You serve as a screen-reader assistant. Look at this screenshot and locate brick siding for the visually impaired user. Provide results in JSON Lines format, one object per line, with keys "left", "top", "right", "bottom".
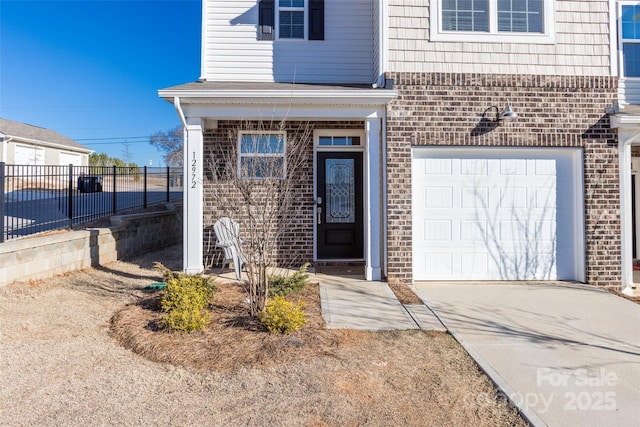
{"left": 202, "top": 120, "right": 364, "bottom": 268}
{"left": 386, "top": 72, "right": 620, "bottom": 287}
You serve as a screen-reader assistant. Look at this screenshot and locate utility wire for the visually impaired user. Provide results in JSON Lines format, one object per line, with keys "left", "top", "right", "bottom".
{"left": 75, "top": 136, "right": 151, "bottom": 141}
{"left": 82, "top": 141, "right": 151, "bottom": 145}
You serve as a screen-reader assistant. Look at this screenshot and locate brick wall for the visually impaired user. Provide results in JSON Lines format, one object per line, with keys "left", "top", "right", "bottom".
{"left": 386, "top": 72, "right": 620, "bottom": 287}
{"left": 202, "top": 120, "right": 364, "bottom": 268}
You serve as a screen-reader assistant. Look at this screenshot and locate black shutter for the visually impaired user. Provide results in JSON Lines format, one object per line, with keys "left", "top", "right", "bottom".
{"left": 308, "top": 0, "right": 324, "bottom": 40}
{"left": 258, "top": 0, "right": 275, "bottom": 41}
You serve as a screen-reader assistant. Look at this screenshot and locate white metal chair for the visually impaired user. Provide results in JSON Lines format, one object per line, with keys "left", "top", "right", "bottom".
{"left": 213, "top": 217, "right": 245, "bottom": 280}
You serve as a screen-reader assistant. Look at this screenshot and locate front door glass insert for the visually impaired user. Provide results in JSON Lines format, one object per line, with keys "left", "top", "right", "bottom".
{"left": 325, "top": 159, "right": 355, "bottom": 224}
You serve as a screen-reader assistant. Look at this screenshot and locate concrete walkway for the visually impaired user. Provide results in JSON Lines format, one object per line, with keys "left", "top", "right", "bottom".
{"left": 414, "top": 282, "right": 640, "bottom": 427}
{"left": 317, "top": 274, "right": 445, "bottom": 331}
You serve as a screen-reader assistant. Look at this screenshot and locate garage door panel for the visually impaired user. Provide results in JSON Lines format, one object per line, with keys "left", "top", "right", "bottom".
{"left": 424, "top": 187, "right": 454, "bottom": 208}
{"left": 461, "top": 187, "right": 488, "bottom": 208}
{"left": 460, "top": 253, "right": 489, "bottom": 275}
{"left": 460, "top": 220, "right": 487, "bottom": 241}
{"left": 499, "top": 188, "right": 528, "bottom": 208}
{"left": 419, "top": 158, "right": 452, "bottom": 174}
{"left": 423, "top": 220, "right": 452, "bottom": 240}
{"left": 460, "top": 158, "right": 488, "bottom": 175}
{"left": 500, "top": 159, "right": 527, "bottom": 175}
{"left": 424, "top": 253, "right": 453, "bottom": 275}
{"left": 412, "top": 148, "right": 584, "bottom": 282}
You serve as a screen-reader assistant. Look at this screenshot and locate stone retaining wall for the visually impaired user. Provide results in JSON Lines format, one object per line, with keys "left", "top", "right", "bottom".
{"left": 0, "top": 203, "right": 182, "bottom": 287}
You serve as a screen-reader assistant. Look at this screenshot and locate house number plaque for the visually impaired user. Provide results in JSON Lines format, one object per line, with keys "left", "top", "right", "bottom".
{"left": 191, "top": 151, "right": 197, "bottom": 189}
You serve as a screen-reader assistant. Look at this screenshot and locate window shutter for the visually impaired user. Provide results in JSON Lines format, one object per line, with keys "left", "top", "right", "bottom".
{"left": 258, "top": 0, "right": 275, "bottom": 41}
{"left": 308, "top": 0, "right": 324, "bottom": 40}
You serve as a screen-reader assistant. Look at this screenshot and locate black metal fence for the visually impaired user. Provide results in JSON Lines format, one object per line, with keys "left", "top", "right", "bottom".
{"left": 1, "top": 162, "right": 183, "bottom": 242}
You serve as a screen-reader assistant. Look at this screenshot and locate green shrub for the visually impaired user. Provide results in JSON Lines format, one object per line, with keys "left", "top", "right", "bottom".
{"left": 160, "top": 275, "right": 217, "bottom": 333}
{"left": 268, "top": 263, "right": 310, "bottom": 297}
{"left": 259, "top": 295, "right": 307, "bottom": 334}
{"left": 161, "top": 307, "right": 211, "bottom": 333}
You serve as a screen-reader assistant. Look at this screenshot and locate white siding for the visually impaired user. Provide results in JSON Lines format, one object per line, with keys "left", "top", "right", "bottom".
{"left": 388, "top": 0, "right": 611, "bottom": 76}
{"left": 372, "top": 0, "right": 381, "bottom": 83}
{"left": 202, "top": 0, "right": 376, "bottom": 84}
{"left": 620, "top": 79, "right": 640, "bottom": 105}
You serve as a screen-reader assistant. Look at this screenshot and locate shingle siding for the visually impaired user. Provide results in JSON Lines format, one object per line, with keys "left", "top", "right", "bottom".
{"left": 388, "top": 0, "right": 612, "bottom": 77}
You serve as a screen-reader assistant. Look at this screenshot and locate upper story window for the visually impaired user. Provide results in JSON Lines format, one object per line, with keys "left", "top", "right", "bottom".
{"left": 278, "top": 0, "right": 305, "bottom": 39}
{"left": 431, "top": 0, "right": 555, "bottom": 44}
{"left": 620, "top": 3, "right": 640, "bottom": 77}
{"left": 258, "top": 0, "right": 324, "bottom": 41}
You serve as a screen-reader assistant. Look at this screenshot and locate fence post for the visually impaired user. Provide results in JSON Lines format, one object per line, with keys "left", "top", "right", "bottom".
{"left": 0, "top": 162, "right": 5, "bottom": 243}
{"left": 166, "top": 166, "right": 170, "bottom": 202}
{"left": 112, "top": 165, "right": 117, "bottom": 214}
{"left": 68, "top": 164, "right": 74, "bottom": 229}
{"left": 143, "top": 166, "right": 148, "bottom": 209}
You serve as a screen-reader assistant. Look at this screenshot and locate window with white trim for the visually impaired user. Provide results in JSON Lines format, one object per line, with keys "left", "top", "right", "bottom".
{"left": 278, "top": 0, "right": 305, "bottom": 39}
{"left": 258, "top": 0, "right": 324, "bottom": 41}
{"left": 238, "top": 132, "right": 286, "bottom": 179}
{"left": 431, "top": 0, "right": 554, "bottom": 43}
{"left": 620, "top": 2, "right": 640, "bottom": 77}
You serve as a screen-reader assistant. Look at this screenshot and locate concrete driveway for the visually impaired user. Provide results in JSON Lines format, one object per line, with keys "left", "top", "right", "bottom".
{"left": 413, "top": 282, "right": 640, "bottom": 427}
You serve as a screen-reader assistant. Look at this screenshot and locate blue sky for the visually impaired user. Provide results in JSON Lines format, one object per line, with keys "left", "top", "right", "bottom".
{"left": 0, "top": 0, "right": 201, "bottom": 166}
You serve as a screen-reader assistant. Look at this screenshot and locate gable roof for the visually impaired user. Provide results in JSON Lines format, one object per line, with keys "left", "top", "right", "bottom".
{"left": 0, "top": 118, "right": 92, "bottom": 153}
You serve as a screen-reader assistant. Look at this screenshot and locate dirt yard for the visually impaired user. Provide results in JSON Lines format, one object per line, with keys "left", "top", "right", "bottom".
{"left": 0, "top": 244, "right": 527, "bottom": 426}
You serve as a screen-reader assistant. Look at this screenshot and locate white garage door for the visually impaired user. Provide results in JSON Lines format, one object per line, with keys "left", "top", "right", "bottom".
{"left": 59, "top": 151, "right": 82, "bottom": 166}
{"left": 15, "top": 144, "right": 44, "bottom": 165}
{"left": 412, "top": 148, "right": 585, "bottom": 281}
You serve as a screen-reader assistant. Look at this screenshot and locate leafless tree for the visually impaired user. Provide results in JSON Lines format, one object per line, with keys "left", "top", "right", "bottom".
{"left": 150, "top": 125, "right": 184, "bottom": 167}
{"left": 208, "top": 119, "right": 312, "bottom": 316}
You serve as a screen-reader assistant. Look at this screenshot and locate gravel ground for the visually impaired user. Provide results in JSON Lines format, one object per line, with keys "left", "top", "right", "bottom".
{"left": 0, "top": 244, "right": 527, "bottom": 427}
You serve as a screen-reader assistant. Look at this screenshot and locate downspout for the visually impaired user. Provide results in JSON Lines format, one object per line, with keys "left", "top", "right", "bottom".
{"left": 174, "top": 96, "right": 187, "bottom": 128}
{"left": 173, "top": 96, "right": 189, "bottom": 274}
{"left": 382, "top": 108, "right": 388, "bottom": 279}
{"left": 379, "top": 0, "right": 390, "bottom": 277}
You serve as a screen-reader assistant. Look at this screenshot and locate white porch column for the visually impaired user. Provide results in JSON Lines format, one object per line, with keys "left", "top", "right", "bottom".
{"left": 365, "top": 117, "right": 382, "bottom": 281}
{"left": 183, "top": 117, "right": 204, "bottom": 274}
{"left": 619, "top": 129, "right": 640, "bottom": 295}
{"left": 619, "top": 140, "right": 633, "bottom": 294}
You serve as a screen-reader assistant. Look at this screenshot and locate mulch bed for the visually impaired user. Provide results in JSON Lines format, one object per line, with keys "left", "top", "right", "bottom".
{"left": 110, "top": 282, "right": 346, "bottom": 372}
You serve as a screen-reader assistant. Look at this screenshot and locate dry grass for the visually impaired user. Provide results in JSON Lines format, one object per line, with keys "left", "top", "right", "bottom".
{"left": 1, "top": 243, "right": 528, "bottom": 426}
{"left": 110, "top": 274, "right": 528, "bottom": 426}
{"left": 389, "top": 281, "right": 425, "bottom": 305}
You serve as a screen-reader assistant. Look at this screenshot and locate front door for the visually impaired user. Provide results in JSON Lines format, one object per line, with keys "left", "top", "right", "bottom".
{"left": 316, "top": 152, "right": 363, "bottom": 259}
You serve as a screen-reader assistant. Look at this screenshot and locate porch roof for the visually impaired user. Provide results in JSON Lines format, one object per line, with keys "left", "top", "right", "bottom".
{"left": 158, "top": 80, "right": 397, "bottom": 106}
{"left": 610, "top": 104, "right": 640, "bottom": 128}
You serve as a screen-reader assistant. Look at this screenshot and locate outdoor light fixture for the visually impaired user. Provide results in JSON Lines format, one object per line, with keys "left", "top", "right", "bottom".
{"left": 484, "top": 103, "right": 518, "bottom": 123}
{"left": 501, "top": 103, "right": 518, "bottom": 120}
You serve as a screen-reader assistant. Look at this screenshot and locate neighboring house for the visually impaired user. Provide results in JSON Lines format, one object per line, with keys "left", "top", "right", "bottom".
{"left": 0, "top": 118, "right": 92, "bottom": 166}
{"left": 160, "top": 0, "right": 637, "bottom": 295}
